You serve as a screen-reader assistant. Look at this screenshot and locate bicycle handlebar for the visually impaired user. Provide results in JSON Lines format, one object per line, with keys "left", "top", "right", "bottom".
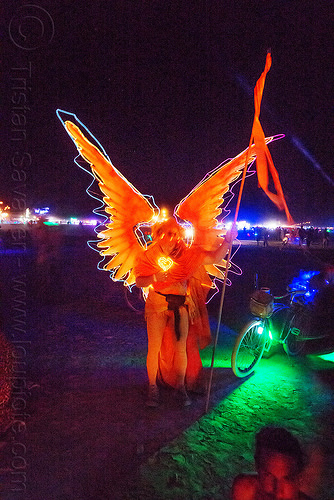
{"left": 290, "top": 289, "right": 306, "bottom": 296}
{"left": 273, "top": 289, "right": 306, "bottom": 301}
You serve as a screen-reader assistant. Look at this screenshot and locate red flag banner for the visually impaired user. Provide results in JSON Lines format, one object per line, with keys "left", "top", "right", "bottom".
{"left": 251, "top": 53, "right": 294, "bottom": 225}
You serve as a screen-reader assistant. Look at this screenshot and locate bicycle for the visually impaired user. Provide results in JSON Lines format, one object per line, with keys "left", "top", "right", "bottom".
{"left": 124, "top": 285, "right": 145, "bottom": 313}
{"left": 231, "top": 286, "right": 313, "bottom": 378}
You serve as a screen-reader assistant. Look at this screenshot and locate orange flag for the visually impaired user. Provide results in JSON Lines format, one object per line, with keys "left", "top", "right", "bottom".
{"left": 251, "top": 53, "right": 294, "bottom": 224}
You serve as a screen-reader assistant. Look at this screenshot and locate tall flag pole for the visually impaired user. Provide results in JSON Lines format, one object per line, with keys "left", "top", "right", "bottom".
{"left": 205, "top": 52, "right": 293, "bottom": 413}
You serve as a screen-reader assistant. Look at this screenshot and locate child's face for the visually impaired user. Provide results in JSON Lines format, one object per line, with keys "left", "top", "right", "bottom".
{"left": 257, "top": 450, "right": 300, "bottom": 500}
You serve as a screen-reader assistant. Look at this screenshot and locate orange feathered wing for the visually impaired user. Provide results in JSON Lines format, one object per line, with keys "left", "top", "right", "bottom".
{"left": 175, "top": 136, "right": 278, "bottom": 279}
{"left": 59, "top": 111, "right": 283, "bottom": 286}
{"left": 63, "top": 120, "right": 156, "bottom": 286}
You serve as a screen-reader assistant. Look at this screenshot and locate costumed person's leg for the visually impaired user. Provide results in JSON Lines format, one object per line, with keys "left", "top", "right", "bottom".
{"left": 185, "top": 330, "right": 206, "bottom": 393}
{"left": 173, "top": 306, "right": 191, "bottom": 406}
{"left": 145, "top": 311, "right": 168, "bottom": 406}
{"left": 185, "top": 272, "right": 211, "bottom": 393}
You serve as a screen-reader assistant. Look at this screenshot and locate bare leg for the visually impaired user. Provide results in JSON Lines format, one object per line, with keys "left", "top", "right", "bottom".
{"left": 146, "top": 311, "right": 168, "bottom": 386}
{"left": 173, "top": 307, "right": 191, "bottom": 406}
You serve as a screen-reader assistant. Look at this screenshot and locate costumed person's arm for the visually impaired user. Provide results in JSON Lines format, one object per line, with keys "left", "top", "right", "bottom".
{"left": 202, "top": 225, "right": 238, "bottom": 265}
{"left": 135, "top": 244, "right": 172, "bottom": 288}
{"left": 135, "top": 270, "right": 168, "bottom": 288}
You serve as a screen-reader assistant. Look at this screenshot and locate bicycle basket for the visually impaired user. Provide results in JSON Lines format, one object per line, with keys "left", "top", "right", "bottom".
{"left": 250, "top": 289, "right": 274, "bottom": 318}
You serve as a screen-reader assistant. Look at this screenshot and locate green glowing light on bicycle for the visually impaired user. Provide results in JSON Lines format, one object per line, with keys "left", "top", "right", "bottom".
{"left": 257, "top": 326, "right": 263, "bottom": 334}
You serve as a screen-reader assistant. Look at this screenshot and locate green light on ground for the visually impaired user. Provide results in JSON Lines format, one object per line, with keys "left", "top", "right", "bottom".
{"left": 200, "top": 345, "right": 231, "bottom": 369}
{"left": 140, "top": 349, "right": 326, "bottom": 500}
{"left": 243, "top": 356, "right": 298, "bottom": 383}
{"left": 307, "top": 352, "right": 334, "bottom": 370}
{"left": 316, "top": 352, "right": 334, "bottom": 363}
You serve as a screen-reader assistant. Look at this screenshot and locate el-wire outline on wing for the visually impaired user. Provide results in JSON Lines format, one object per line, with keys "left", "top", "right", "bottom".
{"left": 175, "top": 135, "right": 282, "bottom": 279}
{"left": 57, "top": 109, "right": 283, "bottom": 286}
{"left": 57, "top": 110, "right": 157, "bottom": 286}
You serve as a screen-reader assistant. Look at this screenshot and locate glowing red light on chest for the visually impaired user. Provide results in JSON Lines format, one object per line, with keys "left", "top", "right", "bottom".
{"left": 158, "top": 257, "right": 173, "bottom": 271}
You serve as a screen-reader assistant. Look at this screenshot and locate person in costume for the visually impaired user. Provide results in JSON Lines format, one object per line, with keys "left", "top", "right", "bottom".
{"left": 135, "top": 217, "right": 237, "bottom": 406}
{"left": 56, "top": 111, "right": 267, "bottom": 403}
{"left": 57, "top": 51, "right": 293, "bottom": 410}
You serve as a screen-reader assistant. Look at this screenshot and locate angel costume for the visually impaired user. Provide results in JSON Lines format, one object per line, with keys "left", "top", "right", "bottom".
{"left": 57, "top": 52, "right": 294, "bottom": 407}
{"left": 57, "top": 95, "right": 286, "bottom": 405}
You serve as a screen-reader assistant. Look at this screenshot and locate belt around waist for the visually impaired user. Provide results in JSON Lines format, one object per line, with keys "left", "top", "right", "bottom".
{"left": 155, "top": 292, "right": 186, "bottom": 340}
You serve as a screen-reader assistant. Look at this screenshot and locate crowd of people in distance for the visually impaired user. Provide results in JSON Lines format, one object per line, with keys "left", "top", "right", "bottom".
{"left": 241, "top": 225, "right": 332, "bottom": 248}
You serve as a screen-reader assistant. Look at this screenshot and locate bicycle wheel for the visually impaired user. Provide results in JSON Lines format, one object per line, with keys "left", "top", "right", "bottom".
{"left": 124, "top": 286, "right": 145, "bottom": 313}
{"left": 283, "top": 311, "right": 309, "bottom": 356}
{"left": 231, "top": 319, "right": 267, "bottom": 377}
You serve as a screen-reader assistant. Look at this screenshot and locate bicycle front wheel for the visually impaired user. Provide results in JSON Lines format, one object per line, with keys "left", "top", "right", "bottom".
{"left": 283, "top": 311, "right": 309, "bottom": 356}
{"left": 231, "top": 320, "right": 267, "bottom": 377}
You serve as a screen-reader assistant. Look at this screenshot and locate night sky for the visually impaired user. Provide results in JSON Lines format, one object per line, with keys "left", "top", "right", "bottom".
{"left": 2, "top": 1, "right": 333, "bottom": 225}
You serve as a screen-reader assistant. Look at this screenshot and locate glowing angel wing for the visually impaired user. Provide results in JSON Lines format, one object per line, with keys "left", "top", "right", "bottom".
{"left": 175, "top": 136, "right": 281, "bottom": 279}
{"left": 57, "top": 111, "right": 156, "bottom": 286}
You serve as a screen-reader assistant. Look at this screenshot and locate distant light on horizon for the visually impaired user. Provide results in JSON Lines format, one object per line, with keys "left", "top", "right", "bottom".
{"left": 225, "top": 220, "right": 251, "bottom": 230}
{"left": 237, "top": 220, "right": 251, "bottom": 230}
{"left": 34, "top": 207, "right": 50, "bottom": 215}
{"left": 263, "top": 220, "right": 282, "bottom": 230}
{"left": 1, "top": 205, "right": 332, "bottom": 230}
